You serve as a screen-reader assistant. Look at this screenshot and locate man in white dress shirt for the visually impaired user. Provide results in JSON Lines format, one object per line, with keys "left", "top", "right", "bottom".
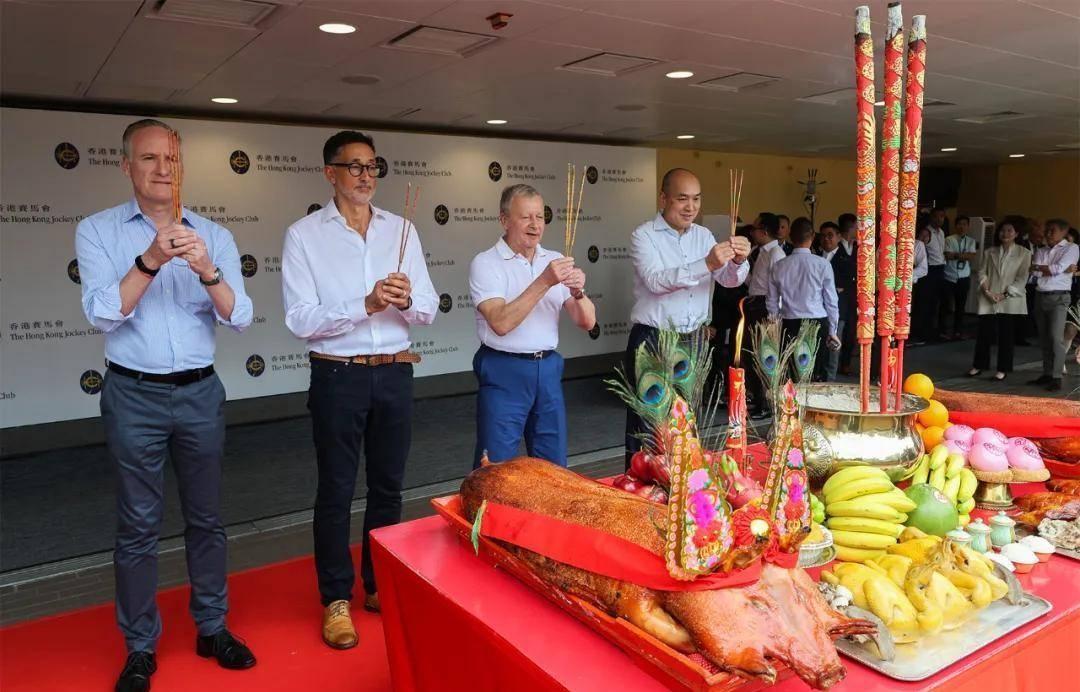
{"left": 925, "top": 207, "right": 949, "bottom": 340}
{"left": 1027, "top": 218, "right": 1078, "bottom": 392}
{"left": 624, "top": 169, "right": 750, "bottom": 466}
{"left": 742, "top": 212, "right": 787, "bottom": 415}
{"left": 282, "top": 130, "right": 438, "bottom": 647}
{"left": 469, "top": 184, "right": 596, "bottom": 469}
{"left": 767, "top": 217, "right": 841, "bottom": 382}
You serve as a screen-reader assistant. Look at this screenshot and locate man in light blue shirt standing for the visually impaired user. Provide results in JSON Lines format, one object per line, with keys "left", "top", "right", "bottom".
{"left": 767, "top": 217, "right": 841, "bottom": 381}
{"left": 75, "top": 119, "right": 255, "bottom": 692}
{"left": 943, "top": 215, "right": 977, "bottom": 340}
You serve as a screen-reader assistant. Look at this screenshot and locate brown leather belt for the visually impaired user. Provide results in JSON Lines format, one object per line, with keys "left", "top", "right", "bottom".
{"left": 310, "top": 350, "right": 421, "bottom": 366}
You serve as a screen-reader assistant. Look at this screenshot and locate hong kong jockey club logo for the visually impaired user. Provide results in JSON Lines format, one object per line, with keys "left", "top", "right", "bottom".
{"left": 375, "top": 156, "right": 389, "bottom": 178}
{"left": 434, "top": 204, "right": 449, "bottom": 226}
{"left": 67, "top": 259, "right": 81, "bottom": 284}
{"left": 245, "top": 354, "right": 265, "bottom": 377}
{"left": 544, "top": 205, "right": 553, "bottom": 224}
{"left": 585, "top": 165, "right": 598, "bottom": 184}
{"left": 588, "top": 323, "right": 601, "bottom": 340}
{"left": 587, "top": 245, "right": 599, "bottom": 263}
{"left": 55, "top": 142, "right": 80, "bottom": 169}
{"left": 240, "top": 254, "right": 258, "bottom": 278}
{"left": 488, "top": 161, "right": 502, "bottom": 182}
{"left": 307, "top": 203, "right": 323, "bottom": 215}
{"left": 438, "top": 293, "right": 453, "bottom": 313}
{"left": 80, "top": 369, "right": 103, "bottom": 395}
{"left": 229, "top": 150, "right": 251, "bottom": 174}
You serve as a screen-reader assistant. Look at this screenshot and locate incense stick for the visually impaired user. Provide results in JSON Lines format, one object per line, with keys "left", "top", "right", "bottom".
{"left": 568, "top": 164, "right": 586, "bottom": 255}
{"left": 169, "top": 131, "right": 182, "bottom": 223}
{"left": 397, "top": 183, "right": 421, "bottom": 273}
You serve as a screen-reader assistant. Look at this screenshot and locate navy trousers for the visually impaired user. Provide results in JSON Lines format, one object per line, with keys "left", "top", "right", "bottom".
{"left": 308, "top": 359, "right": 413, "bottom": 604}
{"left": 473, "top": 345, "right": 567, "bottom": 468}
{"left": 100, "top": 370, "right": 228, "bottom": 653}
{"left": 623, "top": 323, "right": 661, "bottom": 468}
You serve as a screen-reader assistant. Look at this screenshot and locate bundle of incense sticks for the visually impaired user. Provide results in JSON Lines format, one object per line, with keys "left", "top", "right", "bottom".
{"left": 564, "top": 163, "right": 586, "bottom": 256}
{"left": 397, "top": 182, "right": 420, "bottom": 272}
{"left": 169, "top": 131, "right": 182, "bottom": 223}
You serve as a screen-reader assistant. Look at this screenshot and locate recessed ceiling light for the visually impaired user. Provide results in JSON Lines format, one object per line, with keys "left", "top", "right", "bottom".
{"left": 940, "top": 147, "right": 957, "bottom": 152}
{"left": 665, "top": 70, "right": 694, "bottom": 79}
{"left": 211, "top": 97, "right": 238, "bottom": 104}
{"left": 874, "top": 100, "right": 885, "bottom": 107}
{"left": 614, "top": 104, "right": 646, "bottom": 112}
{"left": 341, "top": 74, "right": 381, "bottom": 86}
{"left": 676, "top": 134, "right": 695, "bottom": 140}
{"left": 486, "top": 119, "right": 508, "bottom": 125}
{"left": 1009, "top": 153, "right": 1025, "bottom": 158}
{"left": 319, "top": 23, "right": 356, "bottom": 34}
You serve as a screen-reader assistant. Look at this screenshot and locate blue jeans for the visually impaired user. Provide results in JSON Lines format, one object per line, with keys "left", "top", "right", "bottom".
{"left": 473, "top": 346, "right": 567, "bottom": 468}
{"left": 101, "top": 370, "right": 228, "bottom": 653}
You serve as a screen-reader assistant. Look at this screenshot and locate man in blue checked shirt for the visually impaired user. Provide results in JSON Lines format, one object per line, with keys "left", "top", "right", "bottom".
{"left": 75, "top": 119, "right": 255, "bottom": 692}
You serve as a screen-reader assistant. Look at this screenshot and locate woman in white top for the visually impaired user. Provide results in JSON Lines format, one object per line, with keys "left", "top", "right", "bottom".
{"left": 968, "top": 221, "right": 1032, "bottom": 380}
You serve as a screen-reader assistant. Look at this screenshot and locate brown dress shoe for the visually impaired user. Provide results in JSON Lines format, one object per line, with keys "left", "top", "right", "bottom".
{"left": 322, "top": 600, "right": 358, "bottom": 650}
{"left": 363, "top": 592, "right": 380, "bottom": 614}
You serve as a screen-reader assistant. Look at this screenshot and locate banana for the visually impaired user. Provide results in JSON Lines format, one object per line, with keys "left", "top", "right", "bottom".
{"left": 957, "top": 468, "right": 978, "bottom": 501}
{"left": 911, "top": 455, "right": 930, "bottom": 485}
{"left": 958, "top": 513, "right": 971, "bottom": 527}
{"left": 929, "top": 463, "right": 947, "bottom": 491}
{"left": 943, "top": 475, "right": 962, "bottom": 504}
{"left": 945, "top": 453, "right": 966, "bottom": 479}
{"left": 821, "top": 570, "right": 840, "bottom": 586}
{"left": 825, "top": 476, "right": 896, "bottom": 504}
{"left": 827, "top": 516, "right": 905, "bottom": 537}
{"left": 957, "top": 497, "right": 975, "bottom": 515}
{"left": 874, "top": 489, "right": 918, "bottom": 513}
{"left": 826, "top": 500, "right": 904, "bottom": 522}
{"left": 832, "top": 530, "right": 899, "bottom": 550}
{"left": 897, "top": 513, "right": 909, "bottom": 523}
{"left": 835, "top": 545, "right": 887, "bottom": 563}
{"left": 823, "top": 465, "right": 889, "bottom": 496}
{"left": 929, "top": 444, "right": 949, "bottom": 470}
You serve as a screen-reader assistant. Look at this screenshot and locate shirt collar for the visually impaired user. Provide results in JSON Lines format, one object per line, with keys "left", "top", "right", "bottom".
{"left": 792, "top": 247, "right": 811, "bottom": 255}
{"left": 824, "top": 248, "right": 838, "bottom": 260}
{"left": 652, "top": 212, "right": 694, "bottom": 236}
{"left": 497, "top": 237, "right": 550, "bottom": 261}
{"left": 763, "top": 239, "right": 779, "bottom": 251}
{"left": 123, "top": 198, "right": 193, "bottom": 226}
{"left": 321, "top": 198, "right": 387, "bottom": 228}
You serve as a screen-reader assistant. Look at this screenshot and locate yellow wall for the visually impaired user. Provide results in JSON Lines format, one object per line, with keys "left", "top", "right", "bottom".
{"left": 656, "top": 148, "right": 856, "bottom": 228}
{"left": 995, "top": 157, "right": 1080, "bottom": 225}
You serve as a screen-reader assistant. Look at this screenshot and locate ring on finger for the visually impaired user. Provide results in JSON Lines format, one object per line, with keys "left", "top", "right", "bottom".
{"left": 170, "top": 239, "right": 177, "bottom": 249}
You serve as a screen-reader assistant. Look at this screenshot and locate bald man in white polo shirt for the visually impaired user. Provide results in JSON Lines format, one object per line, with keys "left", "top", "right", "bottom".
{"left": 469, "top": 184, "right": 597, "bottom": 467}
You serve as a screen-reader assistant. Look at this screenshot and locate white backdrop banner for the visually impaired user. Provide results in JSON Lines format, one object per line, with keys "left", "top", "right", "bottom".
{"left": 0, "top": 108, "right": 656, "bottom": 428}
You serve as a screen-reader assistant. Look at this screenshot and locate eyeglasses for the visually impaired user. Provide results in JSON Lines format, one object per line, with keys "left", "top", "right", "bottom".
{"left": 328, "top": 162, "right": 380, "bottom": 178}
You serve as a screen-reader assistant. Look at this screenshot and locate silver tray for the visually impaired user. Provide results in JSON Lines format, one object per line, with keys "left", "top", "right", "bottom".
{"left": 835, "top": 593, "right": 1052, "bottom": 682}
{"left": 1055, "top": 545, "right": 1080, "bottom": 561}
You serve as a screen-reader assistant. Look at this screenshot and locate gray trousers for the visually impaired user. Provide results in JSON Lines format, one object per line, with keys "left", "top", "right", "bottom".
{"left": 101, "top": 370, "right": 228, "bottom": 653}
{"left": 1034, "top": 292, "right": 1070, "bottom": 377}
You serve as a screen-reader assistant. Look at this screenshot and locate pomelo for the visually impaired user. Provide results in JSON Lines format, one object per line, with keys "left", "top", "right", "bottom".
{"left": 904, "top": 483, "right": 959, "bottom": 536}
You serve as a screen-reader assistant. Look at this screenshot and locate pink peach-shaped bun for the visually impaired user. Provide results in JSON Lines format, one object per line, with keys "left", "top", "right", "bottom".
{"left": 944, "top": 424, "right": 975, "bottom": 443}
{"left": 944, "top": 438, "right": 972, "bottom": 458}
{"left": 971, "top": 427, "right": 1008, "bottom": 447}
{"left": 969, "top": 441, "right": 1009, "bottom": 472}
{"left": 1005, "top": 437, "right": 1044, "bottom": 470}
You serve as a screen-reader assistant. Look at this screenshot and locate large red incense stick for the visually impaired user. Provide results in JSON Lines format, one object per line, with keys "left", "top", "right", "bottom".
{"left": 894, "top": 14, "right": 927, "bottom": 408}
{"left": 853, "top": 6, "right": 877, "bottom": 413}
{"left": 877, "top": 2, "right": 904, "bottom": 412}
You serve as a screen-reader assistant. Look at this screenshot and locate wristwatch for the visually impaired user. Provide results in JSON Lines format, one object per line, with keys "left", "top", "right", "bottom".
{"left": 199, "top": 267, "right": 223, "bottom": 286}
{"left": 571, "top": 289, "right": 586, "bottom": 300}
{"left": 134, "top": 254, "right": 159, "bottom": 277}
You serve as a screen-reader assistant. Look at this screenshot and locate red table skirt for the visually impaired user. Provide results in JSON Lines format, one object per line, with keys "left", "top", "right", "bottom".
{"left": 373, "top": 513, "right": 1080, "bottom": 692}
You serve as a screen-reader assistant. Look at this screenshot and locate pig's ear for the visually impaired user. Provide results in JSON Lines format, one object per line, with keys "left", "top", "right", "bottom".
{"left": 480, "top": 450, "right": 491, "bottom": 467}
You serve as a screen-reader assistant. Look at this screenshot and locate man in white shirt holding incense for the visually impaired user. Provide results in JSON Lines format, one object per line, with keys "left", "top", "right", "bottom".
{"left": 282, "top": 130, "right": 438, "bottom": 649}
{"left": 624, "top": 168, "right": 750, "bottom": 467}
{"left": 469, "top": 183, "right": 597, "bottom": 469}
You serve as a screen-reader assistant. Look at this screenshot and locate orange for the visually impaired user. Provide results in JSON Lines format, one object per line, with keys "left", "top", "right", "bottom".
{"left": 944, "top": 422, "right": 954, "bottom": 429}
{"left": 915, "top": 422, "right": 926, "bottom": 435}
{"left": 918, "top": 399, "right": 949, "bottom": 429}
{"left": 903, "top": 373, "right": 934, "bottom": 400}
{"left": 921, "top": 425, "right": 945, "bottom": 450}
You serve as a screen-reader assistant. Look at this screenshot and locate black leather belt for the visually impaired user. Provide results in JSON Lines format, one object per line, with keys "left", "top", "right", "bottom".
{"left": 107, "top": 362, "right": 214, "bottom": 385}
{"left": 482, "top": 344, "right": 553, "bottom": 360}
{"left": 1038, "top": 290, "right": 1070, "bottom": 295}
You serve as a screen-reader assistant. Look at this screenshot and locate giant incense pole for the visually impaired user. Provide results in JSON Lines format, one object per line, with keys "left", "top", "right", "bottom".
{"left": 853, "top": 6, "right": 877, "bottom": 413}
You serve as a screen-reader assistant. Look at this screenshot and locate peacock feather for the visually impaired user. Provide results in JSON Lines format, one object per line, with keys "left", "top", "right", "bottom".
{"left": 790, "top": 320, "right": 821, "bottom": 386}
{"left": 749, "top": 320, "right": 795, "bottom": 407}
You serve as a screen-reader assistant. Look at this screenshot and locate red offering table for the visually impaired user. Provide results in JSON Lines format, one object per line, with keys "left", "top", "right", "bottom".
{"left": 372, "top": 511, "right": 1080, "bottom": 692}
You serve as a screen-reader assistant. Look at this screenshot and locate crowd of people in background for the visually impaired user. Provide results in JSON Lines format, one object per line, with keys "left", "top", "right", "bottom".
{"left": 708, "top": 208, "right": 1080, "bottom": 404}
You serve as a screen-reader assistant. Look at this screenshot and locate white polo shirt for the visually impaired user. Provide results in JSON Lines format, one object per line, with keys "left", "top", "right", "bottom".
{"left": 469, "top": 239, "right": 571, "bottom": 353}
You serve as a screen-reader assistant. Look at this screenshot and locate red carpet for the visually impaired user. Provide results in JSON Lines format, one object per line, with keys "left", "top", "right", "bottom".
{"left": 0, "top": 548, "right": 391, "bottom": 691}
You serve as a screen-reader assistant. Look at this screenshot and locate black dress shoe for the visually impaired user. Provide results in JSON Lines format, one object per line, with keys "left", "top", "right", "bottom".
{"left": 196, "top": 629, "right": 256, "bottom": 670}
{"left": 748, "top": 407, "right": 771, "bottom": 421}
{"left": 116, "top": 651, "right": 155, "bottom": 692}
{"left": 1046, "top": 379, "right": 1063, "bottom": 392}
{"left": 1027, "top": 375, "right": 1052, "bottom": 385}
